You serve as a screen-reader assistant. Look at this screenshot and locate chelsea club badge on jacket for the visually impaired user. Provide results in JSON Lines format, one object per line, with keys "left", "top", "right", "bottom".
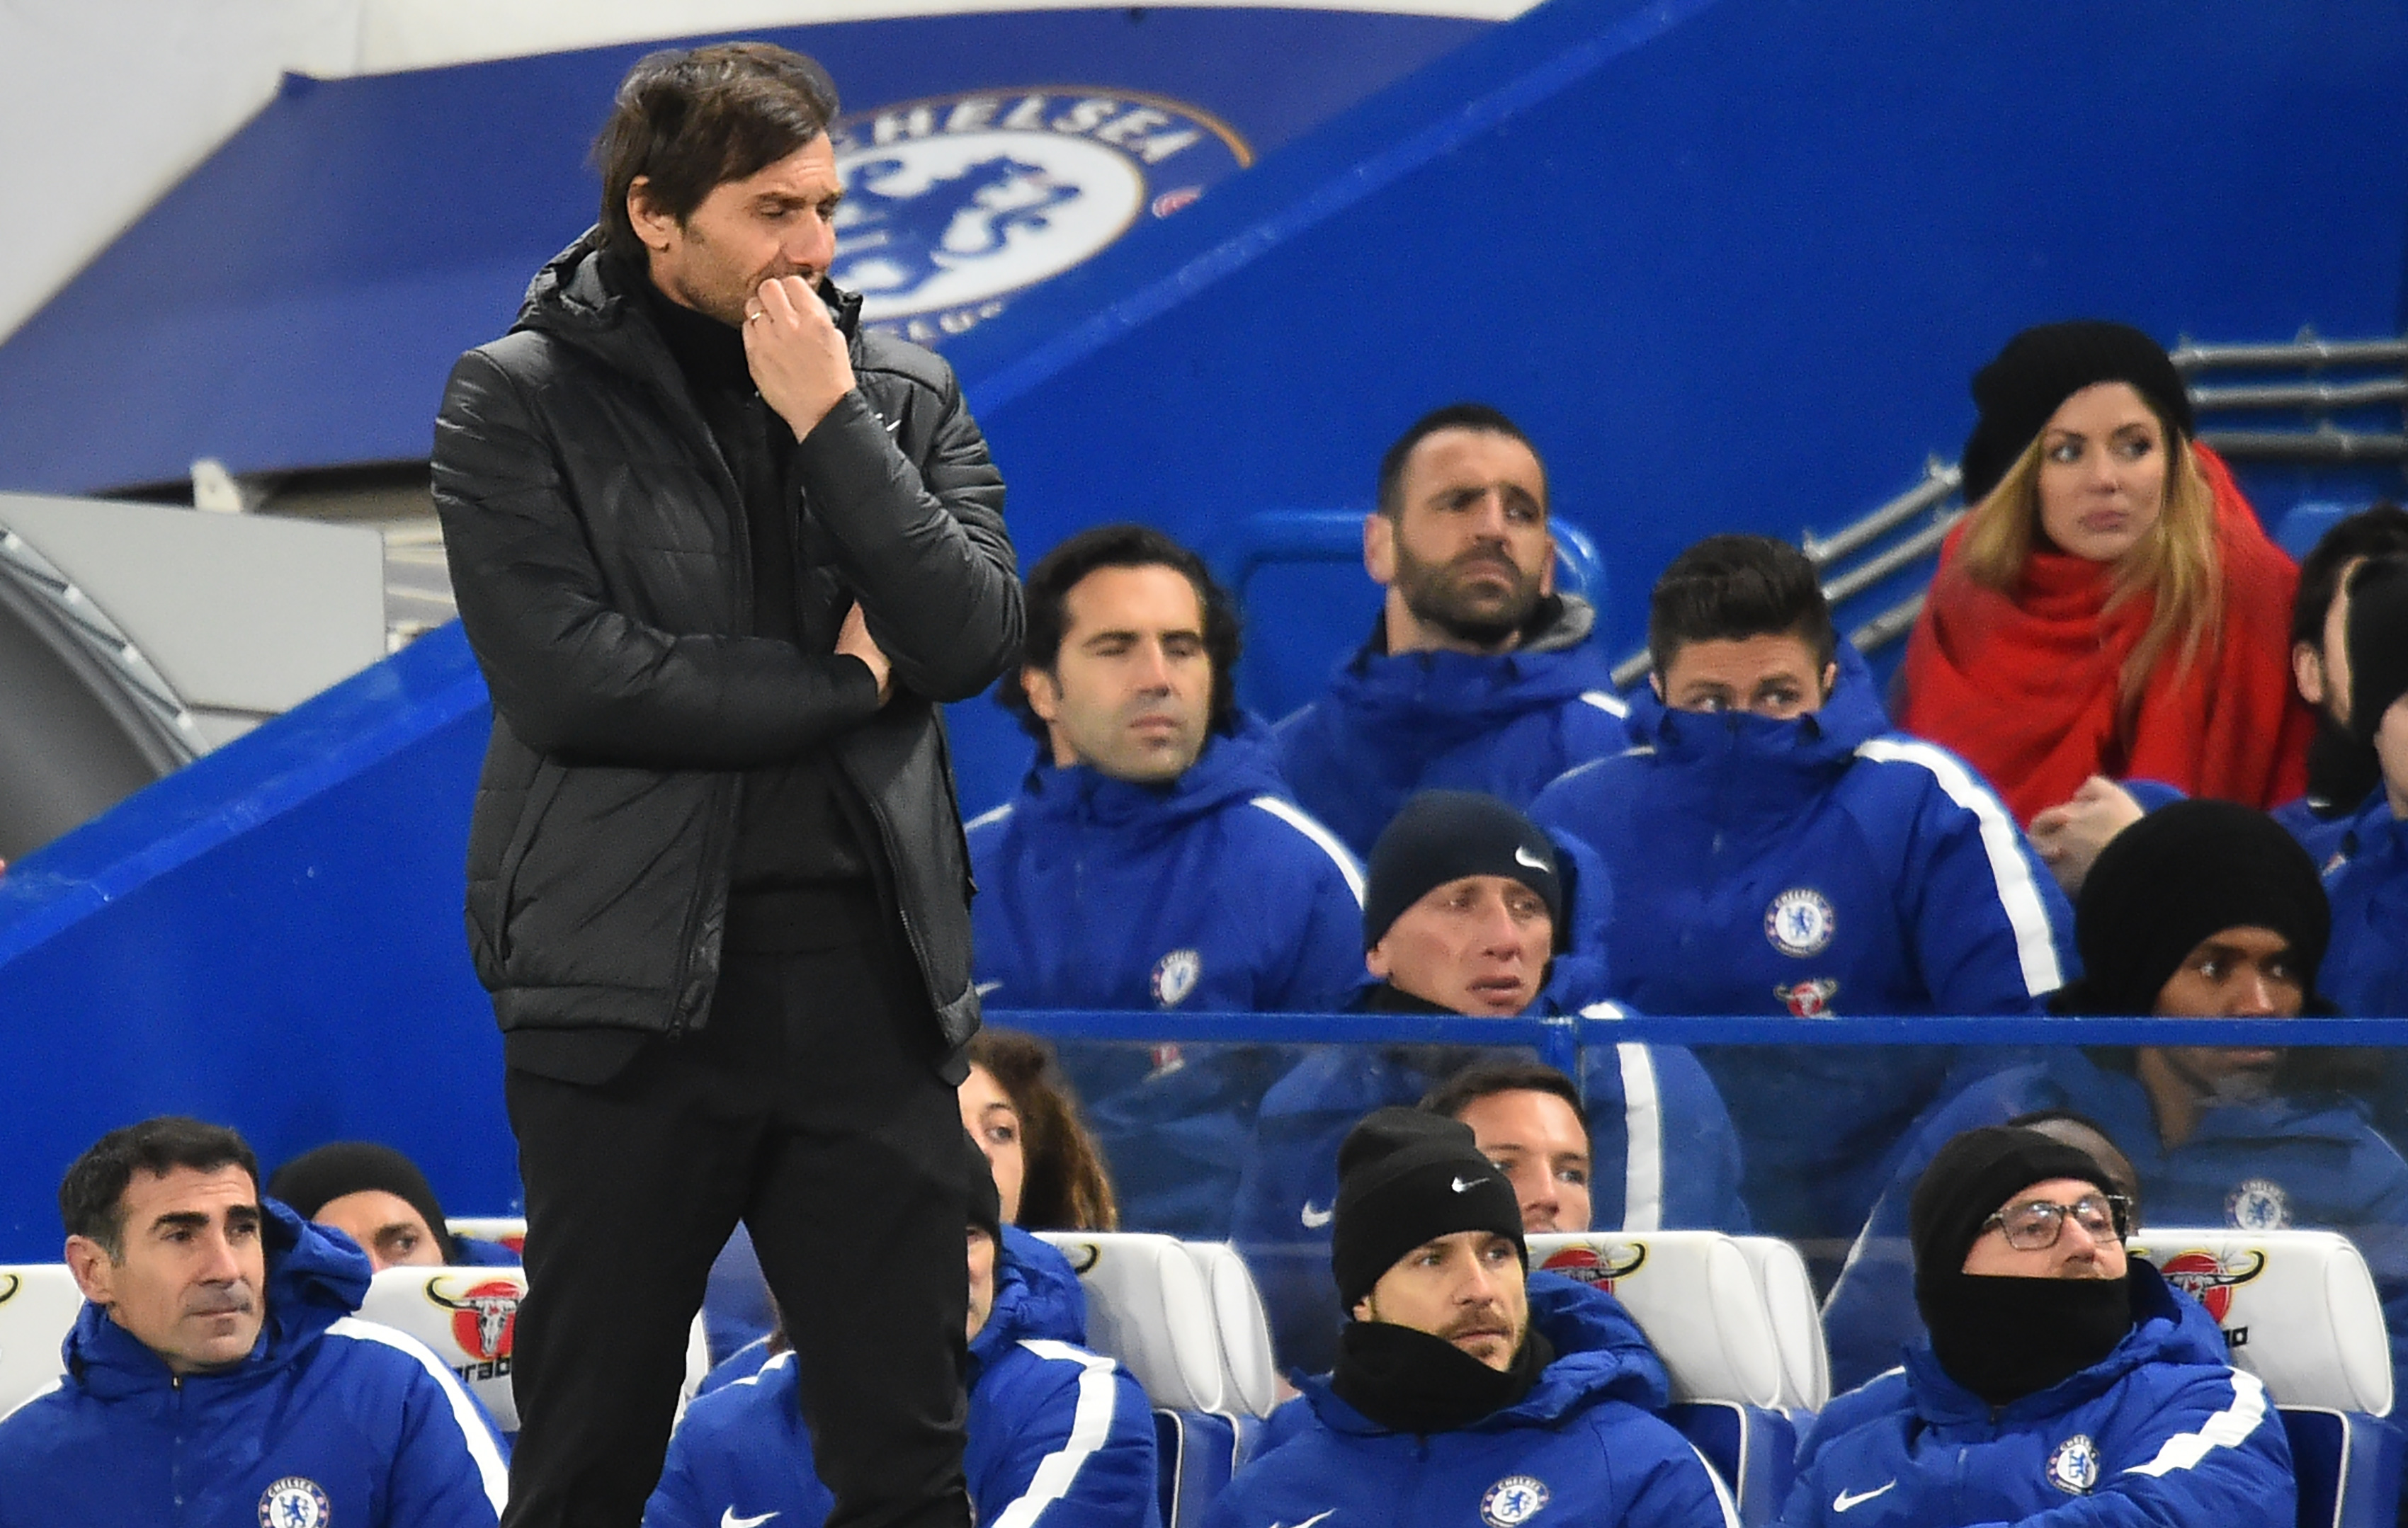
{"left": 2046, "top": 1435, "right": 2101, "bottom": 1495}
{"left": 1764, "top": 887, "right": 1836, "bottom": 957}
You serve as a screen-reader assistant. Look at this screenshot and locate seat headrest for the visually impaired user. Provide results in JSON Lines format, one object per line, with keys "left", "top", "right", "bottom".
{"left": 1185, "top": 1241, "right": 1278, "bottom": 1418}
{"left": 1732, "top": 1236, "right": 1830, "bottom": 1410}
{"left": 356, "top": 1266, "right": 531, "bottom": 1429}
{"left": 2128, "top": 1228, "right": 2392, "bottom": 1417}
{"left": 1529, "top": 1231, "right": 1783, "bottom": 1408}
{"left": 0, "top": 1265, "right": 85, "bottom": 1416}
{"left": 1038, "top": 1232, "right": 1227, "bottom": 1413}
{"left": 443, "top": 1217, "right": 527, "bottom": 1254}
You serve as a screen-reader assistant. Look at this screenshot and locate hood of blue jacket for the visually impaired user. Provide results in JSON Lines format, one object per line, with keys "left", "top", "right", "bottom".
{"left": 1303, "top": 1270, "right": 1669, "bottom": 1435}
{"left": 1619, "top": 640, "right": 1890, "bottom": 821}
{"left": 1010, "top": 714, "right": 1294, "bottom": 845}
{"left": 1317, "top": 596, "right": 1617, "bottom": 746}
{"left": 971, "top": 1225, "right": 1089, "bottom": 1369}
{"left": 67, "top": 1196, "right": 371, "bottom": 1401}
{"left": 1900, "top": 1260, "right": 2226, "bottom": 1425}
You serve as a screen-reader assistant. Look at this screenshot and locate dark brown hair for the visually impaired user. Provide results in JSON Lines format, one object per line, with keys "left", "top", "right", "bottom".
{"left": 593, "top": 42, "right": 840, "bottom": 261}
{"left": 61, "top": 1116, "right": 259, "bottom": 1257}
{"left": 965, "top": 1028, "right": 1119, "bottom": 1231}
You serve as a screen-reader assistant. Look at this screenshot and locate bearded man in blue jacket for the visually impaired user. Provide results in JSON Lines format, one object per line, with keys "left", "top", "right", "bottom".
{"left": 1781, "top": 1124, "right": 2293, "bottom": 1528}
{"left": 2318, "top": 557, "right": 2408, "bottom": 1022}
{"left": 1531, "top": 534, "right": 2074, "bottom": 1243}
{"left": 1208, "top": 1108, "right": 1738, "bottom": 1528}
{"left": 1276, "top": 403, "right": 1628, "bottom": 860}
{"left": 970, "top": 523, "right": 1365, "bottom": 1235}
{"left": 0, "top": 1117, "right": 511, "bottom": 1528}
{"left": 645, "top": 1148, "right": 1156, "bottom": 1528}
{"left": 1230, "top": 791, "right": 1747, "bottom": 1376}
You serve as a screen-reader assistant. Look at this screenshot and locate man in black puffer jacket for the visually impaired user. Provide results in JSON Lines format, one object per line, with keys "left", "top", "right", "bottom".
{"left": 431, "top": 41, "right": 1020, "bottom": 1528}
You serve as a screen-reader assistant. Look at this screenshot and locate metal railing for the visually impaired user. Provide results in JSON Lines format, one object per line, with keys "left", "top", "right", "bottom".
{"left": 0, "top": 524, "right": 201, "bottom": 765}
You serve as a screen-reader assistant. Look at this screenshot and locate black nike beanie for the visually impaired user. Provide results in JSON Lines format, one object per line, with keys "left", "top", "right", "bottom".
{"left": 1331, "top": 1107, "right": 1526, "bottom": 1311}
{"left": 1362, "top": 791, "right": 1564, "bottom": 950}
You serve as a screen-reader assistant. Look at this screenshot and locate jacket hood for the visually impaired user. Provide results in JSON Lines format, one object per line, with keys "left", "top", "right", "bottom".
{"left": 513, "top": 227, "right": 867, "bottom": 375}
{"left": 1324, "top": 595, "right": 1617, "bottom": 743}
{"left": 1619, "top": 639, "right": 1889, "bottom": 811}
{"left": 1011, "top": 714, "right": 1293, "bottom": 841}
{"left": 1302, "top": 1270, "right": 1669, "bottom": 1435}
{"left": 972, "top": 1225, "right": 1090, "bottom": 1369}
{"left": 1901, "top": 1260, "right": 2220, "bottom": 1425}
{"left": 67, "top": 1197, "right": 371, "bottom": 1401}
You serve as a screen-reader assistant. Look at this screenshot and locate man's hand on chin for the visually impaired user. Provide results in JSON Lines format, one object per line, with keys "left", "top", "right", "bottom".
{"left": 744, "top": 273, "right": 856, "bottom": 437}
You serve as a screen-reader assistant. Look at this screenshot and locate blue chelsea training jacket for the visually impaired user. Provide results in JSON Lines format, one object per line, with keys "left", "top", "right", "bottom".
{"left": 0, "top": 1199, "right": 510, "bottom": 1528}
{"left": 1203, "top": 1272, "right": 1739, "bottom": 1528}
{"left": 1529, "top": 646, "right": 2075, "bottom": 1240}
{"left": 968, "top": 718, "right": 1365, "bottom": 1236}
{"left": 645, "top": 1228, "right": 1156, "bottom": 1528}
{"left": 1274, "top": 594, "right": 1629, "bottom": 860}
{"left": 1782, "top": 1260, "right": 2293, "bottom": 1528}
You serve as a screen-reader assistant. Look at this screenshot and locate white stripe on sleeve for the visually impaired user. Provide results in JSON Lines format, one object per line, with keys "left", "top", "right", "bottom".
{"left": 1687, "top": 1439, "right": 1744, "bottom": 1528}
{"left": 965, "top": 803, "right": 1014, "bottom": 833}
{"left": 1615, "top": 1042, "right": 1664, "bottom": 1231}
{"left": 328, "top": 1316, "right": 511, "bottom": 1513}
{"left": 990, "top": 1340, "right": 1123, "bottom": 1528}
{"left": 1852, "top": 738, "right": 2065, "bottom": 995}
{"left": 1579, "top": 689, "right": 1630, "bottom": 718}
{"left": 1251, "top": 795, "right": 1367, "bottom": 906}
{"left": 2122, "top": 1369, "right": 2271, "bottom": 1478}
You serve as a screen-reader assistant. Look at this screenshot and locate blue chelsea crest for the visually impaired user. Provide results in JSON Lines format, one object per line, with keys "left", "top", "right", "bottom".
{"left": 2046, "top": 1434, "right": 2101, "bottom": 1495}
{"left": 829, "top": 89, "right": 1249, "bottom": 347}
{"left": 1764, "top": 887, "right": 1836, "bottom": 957}
{"left": 2227, "top": 1178, "right": 2291, "bottom": 1230}
{"left": 1481, "top": 1473, "right": 1552, "bottom": 1526}
{"left": 259, "top": 1476, "right": 333, "bottom": 1528}
{"left": 1152, "top": 948, "right": 1203, "bottom": 1008}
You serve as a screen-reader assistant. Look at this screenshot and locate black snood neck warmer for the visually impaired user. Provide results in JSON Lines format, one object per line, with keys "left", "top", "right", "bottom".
{"left": 1330, "top": 1319, "right": 1556, "bottom": 1435}
{"left": 1922, "top": 1273, "right": 2133, "bottom": 1406}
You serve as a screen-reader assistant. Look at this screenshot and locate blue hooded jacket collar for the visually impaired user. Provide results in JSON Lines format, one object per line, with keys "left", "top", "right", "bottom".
{"left": 1901, "top": 1260, "right": 2223, "bottom": 1427}
{"left": 66, "top": 1196, "right": 371, "bottom": 1402}
{"left": 1621, "top": 642, "right": 1889, "bottom": 823}
{"left": 2334, "top": 784, "right": 2407, "bottom": 869}
{"left": 970, "top": 1225, "right": 1090, "bottom": 1374}
{"left": 1013, "top": 716, "right": 1292, "bottom": 843}
{"left": 1300, "top": 1271, "right": 1669, "bottom": 1436}
{"left": 1322, "top": 596, "right": 1615, "bottom": 744}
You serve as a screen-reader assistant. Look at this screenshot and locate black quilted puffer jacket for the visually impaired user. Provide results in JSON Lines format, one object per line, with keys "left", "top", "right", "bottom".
{"left": 431, "top": 229, "right": 1020, "bottom": 1054}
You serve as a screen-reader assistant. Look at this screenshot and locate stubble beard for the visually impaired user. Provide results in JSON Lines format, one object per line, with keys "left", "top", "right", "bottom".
{"left": 1394, "top": 544, "right": 1545, "bottom": 651}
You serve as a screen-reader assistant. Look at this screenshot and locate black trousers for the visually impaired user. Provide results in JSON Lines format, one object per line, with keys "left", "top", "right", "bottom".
{"left": 499, "top": 903, "right": 972, "bottom": 1528}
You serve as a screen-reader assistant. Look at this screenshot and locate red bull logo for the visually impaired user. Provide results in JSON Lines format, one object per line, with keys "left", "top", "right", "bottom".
{"left": 426, "top": 1276, "right": 522, "bottom": 1363}
{"left": 1539, "top": 1242, "right": 1647, "bottom": 1293}
{"left": 2156, "top": 1248, "right": 2267, "bottom": 1331}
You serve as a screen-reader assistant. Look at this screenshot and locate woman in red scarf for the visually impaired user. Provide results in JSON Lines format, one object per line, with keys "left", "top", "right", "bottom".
{"left": 1902, "top": 320, "right": 2312, "bottom": 828}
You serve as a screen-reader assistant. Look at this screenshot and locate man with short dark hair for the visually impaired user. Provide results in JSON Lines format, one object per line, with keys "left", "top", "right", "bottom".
{"left": 1205, "top": 1109, "right": 1737, "bottom": 1528}
{"left": 2317, "top": 557, "right": 2408, "bottom": 1022}
{"left": 970, "top": 523, "right": 1363, "bottom": 1234}
{"left": 1276, "top": 404, "right": 1626, "bottom": 858}
{"left": 432, "top": 38, "right": 1019, "bottom": 1528}
{"left": 2282, "top": 504, "right": 2408, "bottom": 843}
{"left": 0, "top": 1117, "right": 509, "bottom": 1527}
{"left": 1422, "top": 1061, "right": 1594, "bottom": 1233}
{"left": 1533, "top": 533, "right": 2072, "bottom": 1243}
{"left": 1783, "top": 1125, "right": 2293, "bottom": 1528}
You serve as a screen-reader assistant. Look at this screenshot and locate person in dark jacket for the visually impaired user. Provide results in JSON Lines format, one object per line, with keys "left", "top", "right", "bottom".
{"left": 1230, "top": 792, "right": 1747, "bottom": 1375}
{"left": 970, "top": 524, "right": 1363, "bottom": 1234}
{"left": 1207, "top": 1109, "right": 1737, "bottom": 1528}
{"left": 1276, "top": 404, "right": 1628, "bottom": 859}
{"left": 428, "top": 42, "right": 1020, "bottom": 1528}
{"left": 0, "top": 1117, "right": 511, "bottom": 1528}
{"left": 647, "top": 1156, "right": 1156, "bottom": 1527}
{"left": 1781, "top": 1125, "right": 2294, "bottom": 1528}
{"left": 1532, "top": 534, "right": 2072, "bottom": 1244}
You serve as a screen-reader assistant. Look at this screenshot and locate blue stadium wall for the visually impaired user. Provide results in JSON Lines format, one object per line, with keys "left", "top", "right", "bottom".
{"left": 1, "top": 0, "right": 2404, "bottom": 1252}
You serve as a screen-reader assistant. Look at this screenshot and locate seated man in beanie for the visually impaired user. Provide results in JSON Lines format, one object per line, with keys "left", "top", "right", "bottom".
{"left": 270, "top": 1141, "right": 518, "bottom": 1272}
{"left": 1205, "top": 1109, "right": 1737, "bottom": 1528}
{"left": 1229, "top": 790, "right": 1745, "bottom": 1374}
{"left": 1532, "top": 533, "right": 2072, "bottom": 1245}
{"left": 646, "top": 1139, "right": 1157, "bottom": 1528}
{"left": 1821, "top": 799, "right": 2408, "bottom": 1391}
{"left": 0, "top": 1117, "right": 509, "bottom": 1528}
{"left": 1782, "top": 1124, "right": 2293, "bottom": 1528}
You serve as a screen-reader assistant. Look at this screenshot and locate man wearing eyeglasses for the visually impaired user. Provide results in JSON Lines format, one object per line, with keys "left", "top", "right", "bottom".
{"left": 1778, "top": 1124, "right": 2293, "bottom": 1528}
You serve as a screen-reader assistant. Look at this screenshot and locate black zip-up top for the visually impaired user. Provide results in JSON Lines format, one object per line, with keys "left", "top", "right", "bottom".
{"left": 431, "top": 228, "right": 1020, "bottom": 1065}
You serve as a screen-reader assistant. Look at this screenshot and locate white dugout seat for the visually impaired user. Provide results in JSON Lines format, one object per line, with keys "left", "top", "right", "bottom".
{"left": 0, "top": 1264, "right": 86, "bottom": 1418}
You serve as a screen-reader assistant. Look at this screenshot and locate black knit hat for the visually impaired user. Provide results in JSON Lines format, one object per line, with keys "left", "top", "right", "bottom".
{"left": 1363, "top": 791, "right": 1563, "bottom": 950}
{"left": 2052, "top": 799, "right": 2329, "bottom": 1016}
{"left": 268, "top": 1141, "right": 458, "bottom": 1262}
{"left": 1960, "top": 321, "right": 2195, "bottom": 504}
{"left": 965, "top": 1131, "right": 1003, "bottom": 1241}
{"left": 1331, "top": 1107, "right": 1526, "bottom": 1311}
{"left": 1909, "top": 1126, "right": 2115, "bottom": 1298}
{"left": 2346, "top": 557, "right": 2408, "bottom": 747}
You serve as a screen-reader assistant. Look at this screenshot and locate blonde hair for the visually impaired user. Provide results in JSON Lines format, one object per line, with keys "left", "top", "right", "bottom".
{"left": 1951, "top": 423, "right": 2222, "bottom": 709}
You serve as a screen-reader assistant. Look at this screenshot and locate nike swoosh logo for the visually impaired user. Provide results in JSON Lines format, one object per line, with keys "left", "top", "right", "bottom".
{"left": 1451, "top": 1175, "right": 1490, "bottom": 1193}
{"left": 1271, "top": 1513, "right": 1335, "bottom": 1528}
{"left": 1300, "top": 1201, "right": 1334, "bottom": 1228}
{"left": 1513, "top": 845, "right": 1547, "bottom": 871}
{"left": 723, "top": 1510, "right": 780, "bottom": 1528}
{"left": 1832, "top": 1481, "right": 1895, "bottom": 1512}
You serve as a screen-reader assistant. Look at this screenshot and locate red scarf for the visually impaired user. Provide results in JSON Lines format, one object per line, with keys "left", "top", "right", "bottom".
{"left": 1902, "top": 443, "right": 2312, "bottom": 824}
